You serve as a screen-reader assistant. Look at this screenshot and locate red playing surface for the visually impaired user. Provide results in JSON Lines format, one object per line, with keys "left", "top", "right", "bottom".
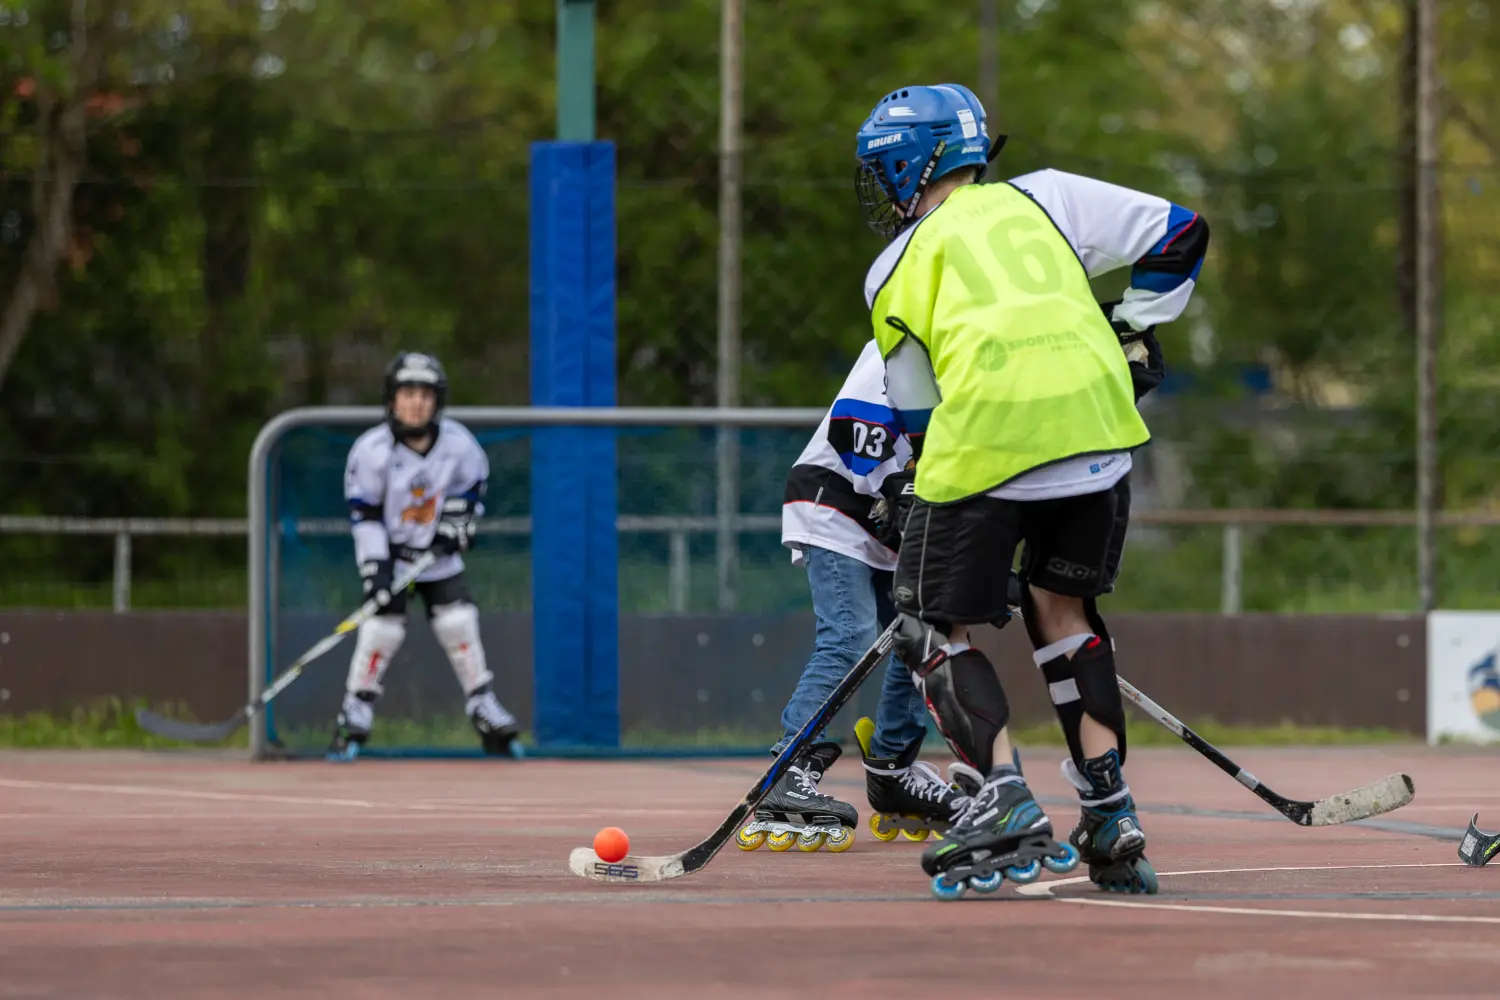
{"left": 2, "top": 746, "right": 1497, "bottom": 999}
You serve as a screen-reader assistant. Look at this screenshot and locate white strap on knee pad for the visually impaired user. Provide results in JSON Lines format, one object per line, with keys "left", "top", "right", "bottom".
{"left": 431, "top": 602, "right": 494, "bottom": 695}
{"left": 1032, "top": 633, "right": 1093, "bottom": 667}
{"left": 345, "top": 615, "right": 406, "bottom": 696}
{"left": 1034, "top": 633, "right": 1095, "bottom": 707}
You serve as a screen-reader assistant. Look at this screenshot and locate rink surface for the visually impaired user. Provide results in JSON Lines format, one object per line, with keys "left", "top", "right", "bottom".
{"left": 1, "top": 746, "right": 1496, "bottom": 999}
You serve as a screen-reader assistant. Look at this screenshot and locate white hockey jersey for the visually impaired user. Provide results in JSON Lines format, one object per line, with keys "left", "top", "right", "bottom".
{"left": 863, "top": 167, "right": 1208, "bottom": 502}
{"left": 343, "top": 417, "right": 490, "bottom": 583}
{"left": 781, "top": 340, "right": 913, "bottom": 571}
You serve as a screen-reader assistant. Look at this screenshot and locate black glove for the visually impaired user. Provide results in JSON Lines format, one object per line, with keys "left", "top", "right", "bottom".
{"left": 433, "top": 496, "right": 477, "bottom": 556}
{"left": 1100, "top": 299, "right": 1166, "bottom": 402}
{"left": 869, "top": 468, "right": 917, "bottom": 552}
{"left": 360, "top": 558, "right": 395, "bottom": 605}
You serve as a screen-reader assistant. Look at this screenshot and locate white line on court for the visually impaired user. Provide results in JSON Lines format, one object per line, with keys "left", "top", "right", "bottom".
{"left": 1014, "top": 862, "right": 1500, "bottom": 924}
{"left": 0, "top": 778, "right": 707, "bottom": 818}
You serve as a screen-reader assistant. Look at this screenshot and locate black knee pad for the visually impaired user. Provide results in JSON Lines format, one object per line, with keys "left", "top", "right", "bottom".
{"left": 1073, "top": 636, "right": 1128, "bottom": 764}
{"left": 914, "top": 647, "right": 1009, "bottom": 774}
{"left": 891, "top": 612, "right": 950, "bottom": 673}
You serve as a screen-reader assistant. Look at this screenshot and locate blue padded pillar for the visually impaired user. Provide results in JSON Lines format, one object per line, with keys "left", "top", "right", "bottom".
{"left": 529, "top": 141, "right": 619, "bottom": 747}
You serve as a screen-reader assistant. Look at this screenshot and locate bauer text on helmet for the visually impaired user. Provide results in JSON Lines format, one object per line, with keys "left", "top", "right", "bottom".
{"left": 854, "top": 84, "right": 1008, "bottom": 240}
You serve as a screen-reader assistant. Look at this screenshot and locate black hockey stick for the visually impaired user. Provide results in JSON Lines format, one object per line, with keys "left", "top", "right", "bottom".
{"left": 1115, "top": 674, "right": 1414, "bottom": 826}
{"left": 1006, "top": 604, "right": 1415, "bottom": 826}
{"left": 135, "top": 552, "right": 437, "bottom": 744}
{"left": 568, "top": 619, "right": 899, "bottom": 883}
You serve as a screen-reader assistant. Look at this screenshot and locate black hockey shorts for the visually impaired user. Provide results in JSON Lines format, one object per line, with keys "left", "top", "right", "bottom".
{"left": 374, "top": 570, "right": 475, "bottom": 619}
{"left": 892, "top": 483, "right": 1124, "bottom": 626}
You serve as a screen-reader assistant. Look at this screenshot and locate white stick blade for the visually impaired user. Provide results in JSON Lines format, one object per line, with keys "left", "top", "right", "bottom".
{"left": 568, "top": 847, "right": 685, "bottom": 883}
{"left": 1307, "top": 773, "right": 1416, "bottom": 826}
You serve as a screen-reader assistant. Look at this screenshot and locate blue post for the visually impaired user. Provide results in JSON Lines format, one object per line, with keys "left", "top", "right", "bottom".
{"left": 529, "top": 141, "right": 619, "bottom": 747}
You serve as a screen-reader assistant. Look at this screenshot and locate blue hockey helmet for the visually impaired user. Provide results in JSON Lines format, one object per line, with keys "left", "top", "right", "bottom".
{"left": 854, "top": 83, "right": 1007, "bottom": 239}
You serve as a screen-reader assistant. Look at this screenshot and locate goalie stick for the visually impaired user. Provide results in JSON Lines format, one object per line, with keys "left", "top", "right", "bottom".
{"left": 135, "top": 551, "right": 437, "bottom": 744}
{"left": 569, "top": 619, "right": 898, "bottom": 883}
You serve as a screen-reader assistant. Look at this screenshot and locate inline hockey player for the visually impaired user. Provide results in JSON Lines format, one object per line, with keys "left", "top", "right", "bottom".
{"left": 328, "top": 351, "right": 523, "bottom": 761}
{"left": 855, "top": 83, "right": 1207, "bottom": 897}
{"left": 738, "top": 340, "right": 986, "bottom": 855}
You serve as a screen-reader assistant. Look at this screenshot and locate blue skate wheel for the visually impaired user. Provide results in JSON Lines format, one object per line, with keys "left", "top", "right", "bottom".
{"left": 1003, "top": 859, "right": 1042, "bottom": 884}
{"left": 930, "top": 873, "right": 968, "bottom": 901}
{"left": 1131, "top": 858, "right": 1159, "bottom": 895}
{"left": 1044, "top": 843, "right": 1080, "bottom": 874}
{"left": 968, "top": 870, "right": 1005, "bottom": 894}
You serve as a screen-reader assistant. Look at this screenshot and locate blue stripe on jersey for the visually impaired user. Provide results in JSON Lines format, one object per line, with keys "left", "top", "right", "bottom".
{"left": 1132, "top": 204, "right": 1203, "bottom": 294}
{"left": 347, "top": 498, "right": 383, "bottom": 523}
{"left": 830, "top": 396, "right": 900, "bottom": 431}
{"left": 845, "top": 453, "right": 884, "bottom": 477}
{"left": 898, "top": 407, "right": 933, "bottom": 435}
{"left": 1146, "top": 203, "right": 1198, "bottom": 256}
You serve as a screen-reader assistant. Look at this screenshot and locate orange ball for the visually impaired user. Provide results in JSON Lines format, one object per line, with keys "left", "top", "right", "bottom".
{"left": 594, "top": 826, "right": 630, "bottom": 863}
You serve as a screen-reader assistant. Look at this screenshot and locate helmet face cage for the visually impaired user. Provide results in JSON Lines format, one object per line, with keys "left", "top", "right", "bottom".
{"left": 854, "top": 139, "right": 948, "bottom": 241}
{"left": 384, "top": 352, "right": 448, "bottom": 438}
{"left": 856, "top": 159, "right": 904, "bottom": 240}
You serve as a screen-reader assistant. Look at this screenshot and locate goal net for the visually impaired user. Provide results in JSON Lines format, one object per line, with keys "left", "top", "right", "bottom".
{"left": 250, "top": 409, "right": 899, "bottom": 758}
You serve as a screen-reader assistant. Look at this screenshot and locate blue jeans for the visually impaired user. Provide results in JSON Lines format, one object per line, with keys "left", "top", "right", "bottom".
{"left": 772, "top": 545, "right": 929, "bottom": 759}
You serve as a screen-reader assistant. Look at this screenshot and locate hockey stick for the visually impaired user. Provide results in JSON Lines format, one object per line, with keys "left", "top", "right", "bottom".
{"left": 135, "top": 552, "right": 438, "bottom": 744}
{"left": 568, "top": 619, "right": 899, "bottom": 883}
{"left": 1115, "top": 674, "right": 1415, "bottom": 826}
{"left": 1006, "top": 604, "right": 1415, "bottom": 826}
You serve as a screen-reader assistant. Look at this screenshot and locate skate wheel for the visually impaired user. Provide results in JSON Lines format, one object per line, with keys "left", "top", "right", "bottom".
{"left": 968, "top": 870, "right": 1005, "bottom": 894}
{"left": 825, "top": 827, "right": 855, "bottom": 853}
{"left": 898, "top": 816, "right": 930, "bottom": 842}
{"left": 1003, "top": 859, "right": 1042, "bottom": 884}
{"left": 797, "top": 830, "right": 827, "bottom": 852}
{"left": 1044, "top": 843, "right": 1080, "bottom": 874}
{"left": 735, "top": 827, "right": 766, "bottom": 851}
{"left": 766, "top": 830, "right": 797, "bottom": 852}
{"left": 869, "top": 814, "right": 901, "bottom": 842}
{"left": 1131, "top": 857, "right": 1159, "bottom": 895}
{"left": 930, "top": 873, "right": 968, "bottom": 901}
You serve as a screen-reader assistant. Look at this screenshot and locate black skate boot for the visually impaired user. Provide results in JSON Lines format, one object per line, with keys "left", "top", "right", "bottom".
{"left": 1064, "top": 749, "right": 1159, "bottom": 894}
{"left": 466, "top": 685, "right": 525, "bottom": 759}
{"left": 326, "top": 691, "right": 376, "bottom": 763}
{"left": 736, "top": 741, "right": 858, "bottom": 854}
{"left": 920, "top": 764, "right": 1080, "bottom": 900}
{"left": 854, "top": 717, "right": 971, "bottom": 843}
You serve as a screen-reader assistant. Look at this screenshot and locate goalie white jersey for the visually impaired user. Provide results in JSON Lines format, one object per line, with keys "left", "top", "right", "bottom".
{"left": 343, "top": 417, "right": 489, "bottom": 582}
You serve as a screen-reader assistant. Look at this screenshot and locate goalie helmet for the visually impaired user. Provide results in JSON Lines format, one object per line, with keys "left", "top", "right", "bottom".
{"left": 383, "top": 351, "right": 448, "bottom": 440}
{"left": 854, "top": 83, "right": 1007, "bottom": 240}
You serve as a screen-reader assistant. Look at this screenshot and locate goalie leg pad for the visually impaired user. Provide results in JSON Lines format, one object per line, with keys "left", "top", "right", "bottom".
{"left": 345, "top": 615, "right": 406, "bottom": 697}
{"left": 431, "top": 601, "right": 494, "bottom": 695}
{"left": 1040, "top": 633, "right": 1128, "bottom": 768}
{"left": 913, "top": 646, "right": 1010, "bottom": 775}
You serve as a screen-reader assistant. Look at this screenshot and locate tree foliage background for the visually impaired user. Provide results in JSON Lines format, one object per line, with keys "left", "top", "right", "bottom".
{"left": 2, "top": 0, "right": 1498, "bottom": 608}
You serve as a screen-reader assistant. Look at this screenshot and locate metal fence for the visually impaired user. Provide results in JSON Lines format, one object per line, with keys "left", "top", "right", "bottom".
{"left": 8, "top": 506, "right": 1500, "bottom": 617}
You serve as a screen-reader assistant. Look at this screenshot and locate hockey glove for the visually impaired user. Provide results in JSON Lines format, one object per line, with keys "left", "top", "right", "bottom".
{"left": 869, "top": 468, "right": 917, "bottom": 552}
{"left": 433, "top": 496, "right": 478, "bottom": 556}
{"left": 1100, "top": 299, "right": 1166, "bottom": 402}
{"left": 360, "top": 558, "right": 395, "bottom": 606}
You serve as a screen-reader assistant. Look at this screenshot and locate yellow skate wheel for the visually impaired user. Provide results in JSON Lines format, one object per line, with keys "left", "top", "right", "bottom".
{"left": 736, "top": 827, "right": 766, "bottom": 851}
{"left": 825, "top": 827, "right": 855, "bottom": 853}
{"left": 797, "top": 830, "right": 827, "bottom": 852}
{"left": 766, "top": 830, "right": 797, "bottom": 852}
{"left": 869, "top": 813, "right": 901, "bottom": 842}
{"left": 899, "top": 815, "right": 930, "bottom": 842}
